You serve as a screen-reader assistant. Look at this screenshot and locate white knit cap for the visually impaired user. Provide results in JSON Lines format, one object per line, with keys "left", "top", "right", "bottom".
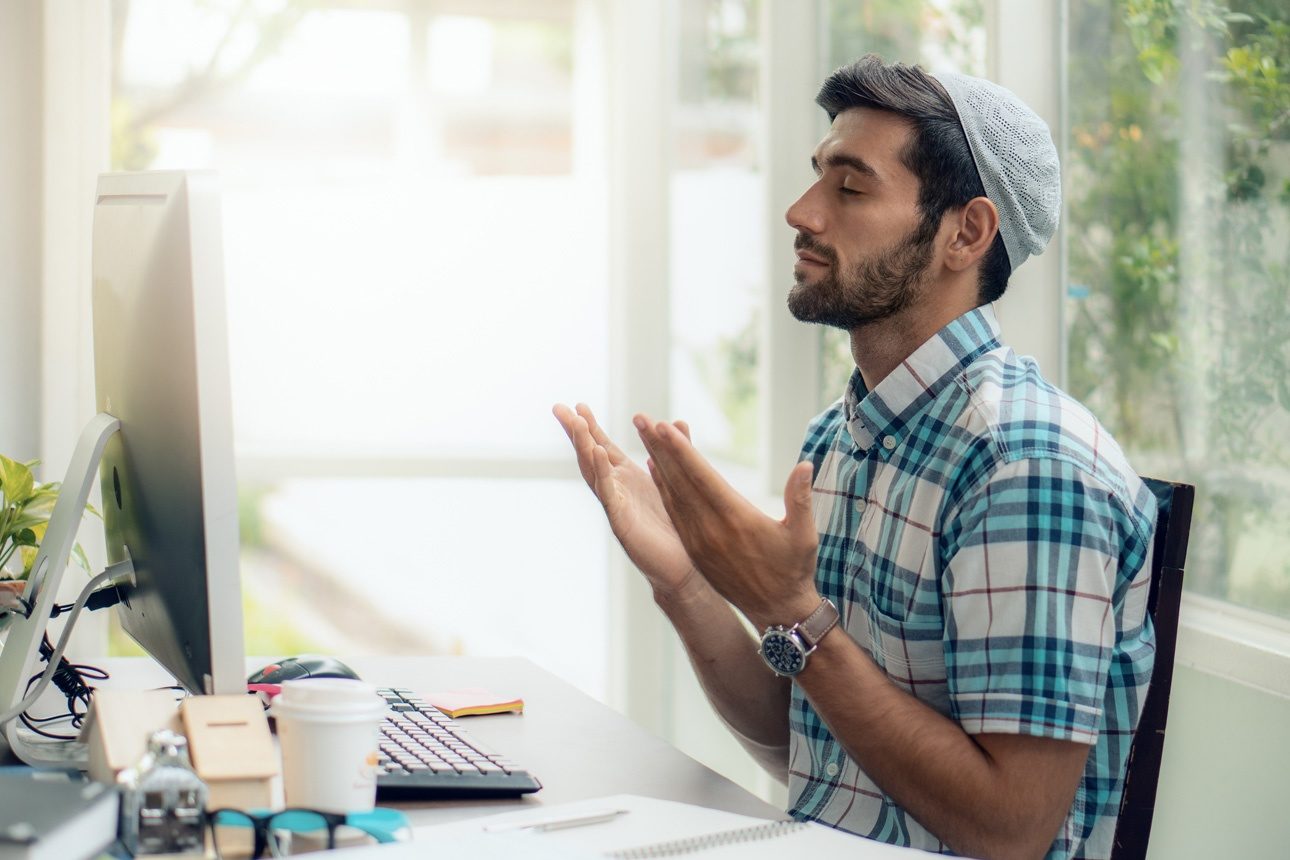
{"left": 933, "top": 71, "right": 1061, "bottom": 271}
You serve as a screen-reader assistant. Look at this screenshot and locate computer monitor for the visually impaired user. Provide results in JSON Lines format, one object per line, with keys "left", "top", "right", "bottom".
{"left": 92, "top": 170, "right": 245, "bottom": 696}
{"left": 0, "top": 171, "right": 245, "bottom": 766}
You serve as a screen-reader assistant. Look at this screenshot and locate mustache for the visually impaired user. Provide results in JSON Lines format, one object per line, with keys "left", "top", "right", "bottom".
{"left": 794, "top": 232, "right": 838, "bottom": 264}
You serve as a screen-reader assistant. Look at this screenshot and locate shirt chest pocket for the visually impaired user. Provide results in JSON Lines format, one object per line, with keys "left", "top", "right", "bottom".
{"left": 849, "top": 505, "right": 939, "bottom": 623}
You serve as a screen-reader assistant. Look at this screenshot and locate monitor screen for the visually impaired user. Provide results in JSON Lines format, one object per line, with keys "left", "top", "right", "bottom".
{"left": 91, "top": 171, "right": 245, "bottom": 695}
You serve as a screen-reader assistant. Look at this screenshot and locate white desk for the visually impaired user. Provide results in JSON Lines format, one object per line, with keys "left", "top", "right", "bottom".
{"left": 101, "top": 655, "right": 784, "bottom": 830}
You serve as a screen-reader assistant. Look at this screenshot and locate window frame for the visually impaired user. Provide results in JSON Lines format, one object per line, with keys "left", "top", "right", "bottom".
{"left": 38, "top": 0, "right": 1290, "bottom": 722}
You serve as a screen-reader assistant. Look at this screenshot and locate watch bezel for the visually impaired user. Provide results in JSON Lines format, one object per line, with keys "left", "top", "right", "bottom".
{"left": 758, "top": 627, "right": 809, "bottom": 677}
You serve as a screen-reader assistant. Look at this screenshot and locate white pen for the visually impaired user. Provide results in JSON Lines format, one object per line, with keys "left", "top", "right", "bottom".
{"left": 484, "top": 808, "right": 629, "bottom": 833}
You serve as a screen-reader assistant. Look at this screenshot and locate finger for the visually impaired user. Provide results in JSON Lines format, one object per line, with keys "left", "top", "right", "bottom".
{"left": 590, "top": 444, "right": 620, "bottom": 514}
{"left": 783, "top": 461, "right": 816, "bottom": 537}
{"left": 645, "top": 454, "right": 686, "bottom": 535}
{"left": 576, "top": 403, "right": 628, "bottom": 465}
{"left": 673, "top": 419, "right": 691, "bottom": 441}
{"left": 635, "top": 415, "right": 692, "bottom": 513}
{"left": 553, "top": 403, "right": 578, "bottom": 443}
{"left": 634, "top": 414, "right": 686, "bottom": 496}
{"left": 638, "top": 420, "right": 727, "bottom": 542}
{"left": 568, "top": 415, "right": 605, "bottom": 489}
{"left": 554, "top": 404, "right": 597, "bottom": 487}
{"left": 646, "top": 419, "right": 736, "bottom": 515}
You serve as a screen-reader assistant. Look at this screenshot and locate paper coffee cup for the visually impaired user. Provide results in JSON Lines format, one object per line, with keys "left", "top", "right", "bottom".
{"left": 272, "top": 678, "right": 387, "bottom": 813}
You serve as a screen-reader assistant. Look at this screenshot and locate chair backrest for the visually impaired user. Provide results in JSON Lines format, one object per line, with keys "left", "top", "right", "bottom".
{"left": 1109, "top": 478, "right": 1195, "bottom": 860}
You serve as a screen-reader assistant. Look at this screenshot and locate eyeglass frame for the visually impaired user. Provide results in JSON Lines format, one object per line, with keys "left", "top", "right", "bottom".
{"left": 207, "top": 806, "right": 408, "bottom": 858}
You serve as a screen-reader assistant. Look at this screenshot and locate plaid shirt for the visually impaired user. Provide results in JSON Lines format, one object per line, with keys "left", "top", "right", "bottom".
{"left": 787, "top": 305, "right": 1157, "bottom": 859}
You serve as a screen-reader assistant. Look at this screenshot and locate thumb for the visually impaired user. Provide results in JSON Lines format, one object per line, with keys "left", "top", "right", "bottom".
{"left": 783, "top": 461, "right": 815, "bottom": 531}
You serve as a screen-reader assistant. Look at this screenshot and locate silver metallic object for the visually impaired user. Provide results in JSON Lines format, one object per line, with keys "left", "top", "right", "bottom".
{"left": 117, "top": 729, "right": 209, "bottom": 856}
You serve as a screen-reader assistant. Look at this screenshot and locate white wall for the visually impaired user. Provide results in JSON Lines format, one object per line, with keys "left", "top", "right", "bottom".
{"left": 1148, "top": 666, "right": 1290, "bottom": 858}
{"left": 0, "top": 2, "right": 42, "bottom": 461}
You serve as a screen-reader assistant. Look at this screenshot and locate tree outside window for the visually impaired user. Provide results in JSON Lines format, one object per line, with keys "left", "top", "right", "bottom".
{"left": 1066, "top": 0, "right": 1290, "bottom": 617}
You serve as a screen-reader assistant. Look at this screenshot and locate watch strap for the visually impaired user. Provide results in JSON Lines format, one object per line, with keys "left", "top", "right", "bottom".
{"left": 795, "top": 598, "right": 840, "bottom": 651}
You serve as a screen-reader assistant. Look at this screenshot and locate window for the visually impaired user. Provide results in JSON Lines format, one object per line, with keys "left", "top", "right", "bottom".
{"left": 671, "top": 0, "right": 764, "bottom": 475}
{"left": 1064, "top": 0, "right": 1290, "bottom": 619}
{"left": 110, "top": 0, "right": 611, "bottom": 695}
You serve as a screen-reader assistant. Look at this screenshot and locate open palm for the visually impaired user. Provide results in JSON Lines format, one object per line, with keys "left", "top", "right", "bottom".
{"left": 554, "top": 403, "right": 696, "bottom": 593}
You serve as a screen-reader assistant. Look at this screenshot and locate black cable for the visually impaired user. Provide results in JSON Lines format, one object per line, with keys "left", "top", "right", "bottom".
{"left": 50, "top": 585, "right": 123, "bottom": 618}
{"left": 16, "top": 582, "right": 129, "bottom": 738}
{"left": 21, "top": 633, "right": 110, "bottom": 741}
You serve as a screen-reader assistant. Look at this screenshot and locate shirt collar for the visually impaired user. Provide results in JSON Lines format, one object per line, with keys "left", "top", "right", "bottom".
{"left": 843, "top": 304, "right": 1002, "bottom": 452}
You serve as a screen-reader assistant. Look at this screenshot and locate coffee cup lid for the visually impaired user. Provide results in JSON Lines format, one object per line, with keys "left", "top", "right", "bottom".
{"left": 271, "top": 678, "right": 386, "bottom": 721}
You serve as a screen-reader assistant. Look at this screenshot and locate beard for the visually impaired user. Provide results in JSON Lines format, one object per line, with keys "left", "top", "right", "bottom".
{"left": 787, "top": 219, "right": 937, "bottom": 330}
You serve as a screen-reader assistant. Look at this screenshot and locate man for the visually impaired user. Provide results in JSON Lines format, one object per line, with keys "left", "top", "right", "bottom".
{"left": 554, "top": 55, "right": 1156, "bottom": 860}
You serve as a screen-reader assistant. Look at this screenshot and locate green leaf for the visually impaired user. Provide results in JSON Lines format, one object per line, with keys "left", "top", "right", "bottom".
{"left": 8, "top": 513, "right": 49, "bottom": 533}
{"left": 0, "top": 456, "right": 34, "bottom": 508}
{"left": 14, "top": 528, "right": 37, "bottom": 547}
{"left": 20, "top": 488, "right": 58, "bottom": 519}
{"left": 1149, "top": 332, "right": 1180, "bottom": 354}
{"left": 71, "top": 544, "right": 92, "bottom": 574}
{"left": 19, "top": 545, "right": 39, "bottom": 577}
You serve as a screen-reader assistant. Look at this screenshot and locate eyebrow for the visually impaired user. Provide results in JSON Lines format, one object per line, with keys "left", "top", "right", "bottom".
{"left": 811, "top": 152, "right": 882, "bottom": 181}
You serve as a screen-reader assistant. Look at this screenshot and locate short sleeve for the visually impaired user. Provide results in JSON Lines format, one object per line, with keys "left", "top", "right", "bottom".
{"left": 940, "top": 457, "right": 1143, "bottom": 745}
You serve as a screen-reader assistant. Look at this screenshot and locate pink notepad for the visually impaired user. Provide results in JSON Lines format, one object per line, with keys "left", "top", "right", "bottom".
{"left": 423, "top": 687, "right": 524, "bottom": 718}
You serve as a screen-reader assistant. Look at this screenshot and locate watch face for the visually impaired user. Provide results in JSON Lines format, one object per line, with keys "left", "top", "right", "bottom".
{"left": 760, "top": 630, "right": 806, "bottom": 676}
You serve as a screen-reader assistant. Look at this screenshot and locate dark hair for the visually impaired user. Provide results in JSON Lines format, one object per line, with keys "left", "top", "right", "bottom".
{"left": 816, "top": 55, "right": 1011, "bottom": 304}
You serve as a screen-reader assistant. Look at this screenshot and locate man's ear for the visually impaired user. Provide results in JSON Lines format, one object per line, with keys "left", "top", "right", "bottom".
{"left": 944, "top": 196, "right": 999, "bottom": 273}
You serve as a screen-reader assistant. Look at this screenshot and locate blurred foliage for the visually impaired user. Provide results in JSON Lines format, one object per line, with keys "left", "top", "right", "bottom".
{"left": 827, "top": 0, "right": 984, "bottom": 78}
{"left": 678, "top": 0, "right": 762, "bottom": 104}
{"left": 110, "top": 0, "right": 309, "bottom": 171}
{"left": 697, "top": 311, "right": 762, "bottom": 465}
{"left": 108, "top": 565, "right": 326, "bottom": 658}
{"left": 238, "top": 484, "right": 271, "bottom": 550}
{"left": 239, "top": 571, "right": 328, "bottom": 655}
{"left": 1066, "top": 0, "right": 1290, "bottom": 610}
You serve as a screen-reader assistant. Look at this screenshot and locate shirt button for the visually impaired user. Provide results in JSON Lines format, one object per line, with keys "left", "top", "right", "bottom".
{"left": 825, "top": 762, "right": 840, "bottom": 777}
{"left": 854, "top": 499, "right": 867, "bottom": 514}
{"left": 882, "top": 435, "right": 897, "bottom": 450}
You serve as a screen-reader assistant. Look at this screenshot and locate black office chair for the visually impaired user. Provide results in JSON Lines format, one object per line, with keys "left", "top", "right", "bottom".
{"left": 1109, "top": 478, "right": 1195, "bottom": 860}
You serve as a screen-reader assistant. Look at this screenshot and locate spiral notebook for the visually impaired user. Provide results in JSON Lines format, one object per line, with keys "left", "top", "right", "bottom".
{"left": 404, "top": 794, "right": 933, "bottom": 858}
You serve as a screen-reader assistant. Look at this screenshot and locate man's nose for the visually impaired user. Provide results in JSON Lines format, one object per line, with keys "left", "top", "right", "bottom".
{"left": 785, "top": 183, "right": 825, "bottom": 235}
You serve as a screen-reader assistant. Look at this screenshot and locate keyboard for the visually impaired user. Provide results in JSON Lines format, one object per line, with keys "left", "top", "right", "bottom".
{"left": 374, "top": 687, "right": 542, "bottom": 799}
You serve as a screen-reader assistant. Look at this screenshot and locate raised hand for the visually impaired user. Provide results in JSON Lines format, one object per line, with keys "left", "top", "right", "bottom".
{"left": 634, "top": 415, "right": 821, "bottom": 630}
{"left": 553, "top": 403, "right": 700, "bottom": 598}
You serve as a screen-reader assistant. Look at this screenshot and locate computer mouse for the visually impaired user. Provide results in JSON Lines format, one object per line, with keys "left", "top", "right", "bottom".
{"left": 247, "top": 655, "right": 361, "bottom": 685}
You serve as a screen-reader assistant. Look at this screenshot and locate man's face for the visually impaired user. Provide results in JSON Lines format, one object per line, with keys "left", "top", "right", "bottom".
{"left": 785, "top": 107, "right": 936, "bottom": 329}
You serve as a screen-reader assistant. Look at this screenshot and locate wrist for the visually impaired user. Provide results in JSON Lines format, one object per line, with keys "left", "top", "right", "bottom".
{"left": 651, "top": 567, "right": 713, "bottom": 613}
{"left": 750, "top": 590, "right": 824, "bottom": 634}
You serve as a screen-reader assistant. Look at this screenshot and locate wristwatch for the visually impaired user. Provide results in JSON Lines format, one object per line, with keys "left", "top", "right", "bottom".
{"left": 758, "top": 598, "right": 840, "bottom": 677}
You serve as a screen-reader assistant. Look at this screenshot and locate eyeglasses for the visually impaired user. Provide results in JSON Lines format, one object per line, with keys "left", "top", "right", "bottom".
{"left": 208, "top": 807, "right": 408, "bottom": 859}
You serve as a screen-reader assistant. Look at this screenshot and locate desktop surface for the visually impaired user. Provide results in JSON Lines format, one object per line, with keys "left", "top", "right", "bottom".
{"left": 98, "top": 655, "right": 784, "bottom": 829}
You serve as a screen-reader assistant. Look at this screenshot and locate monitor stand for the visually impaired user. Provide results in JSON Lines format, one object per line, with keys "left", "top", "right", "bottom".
{"left": 0, "top": 413, "right": 120, "bottom": 769}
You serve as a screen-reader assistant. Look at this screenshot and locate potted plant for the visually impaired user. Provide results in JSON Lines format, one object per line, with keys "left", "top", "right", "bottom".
{"left": 0, "top": 454, "right": 96, "bottom": 613}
